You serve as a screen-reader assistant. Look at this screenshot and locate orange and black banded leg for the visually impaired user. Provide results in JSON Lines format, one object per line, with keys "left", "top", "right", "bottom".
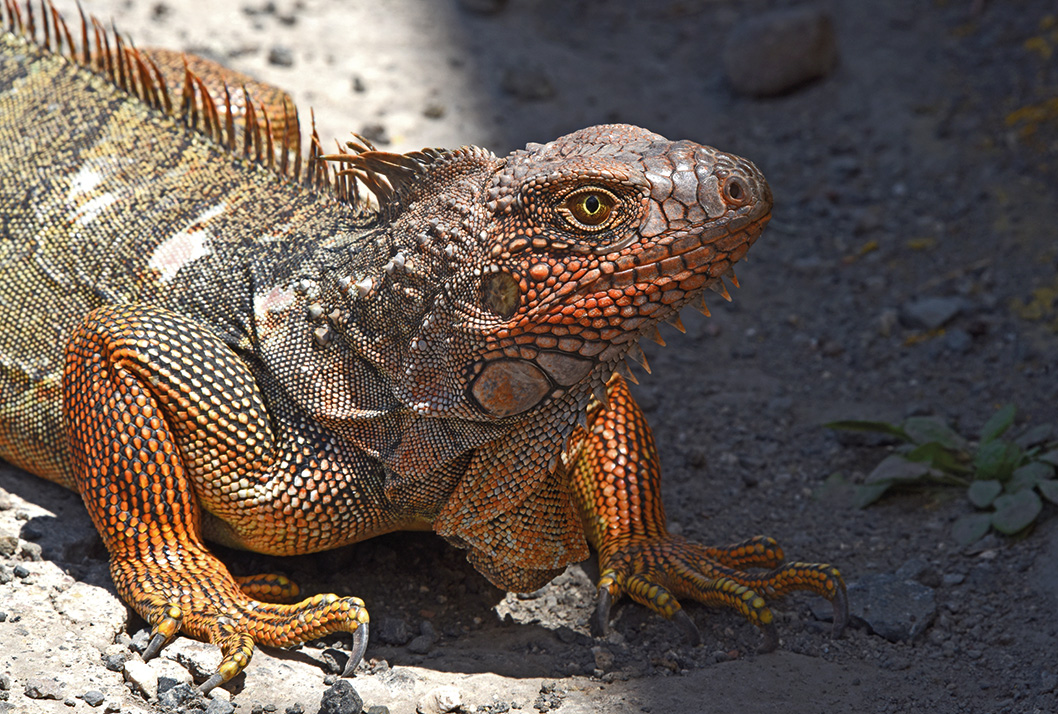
{"left": 568, "top": 373, "right": 847, "bottom": 651}
{"left": 63, "top": 305, "right": 368, "bottom": 693}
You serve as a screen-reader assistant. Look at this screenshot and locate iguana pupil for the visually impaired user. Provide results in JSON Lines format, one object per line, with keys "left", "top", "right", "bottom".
{"left": 565, "top": 188, "right": 614, "bottom": 228}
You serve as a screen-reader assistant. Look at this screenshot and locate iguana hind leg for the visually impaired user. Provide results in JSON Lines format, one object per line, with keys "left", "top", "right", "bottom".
{"left": 63, "top": 304, "right": 368, "bottom": 693}
{"left": 568, "top": 373, "right": 847, "bottom": 650}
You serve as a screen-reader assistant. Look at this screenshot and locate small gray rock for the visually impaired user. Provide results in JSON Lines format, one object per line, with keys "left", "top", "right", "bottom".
{"left": 268, "top": 45, "right": 294, "bottom": 67}
{"left": 374, "top": 616, "right": 411, "bottom": 646}
{"left": 406, "top": 634, "right": 434, "bottom": 655}
{"left": 318, "top": 679, "right": 363, "bottom": 714}
{"left": 723, "top": 7, "right": 838, "bottom": 97}
{"left": 942, "top": 573, "right": 966, "bottom": 586}
{"left": 82, "top": 690, "right": 105, "bottom": 707}
{"left": 848, "top": 573, "right": 937, "bottom": 642}
{"left": 24, "top": 679, "right": 63, "bottom": 700}
{"left": 18, "top": 542, "right": 42, "bottom": 561}
{"left": 900, "top": 296, "right": 966, "bottom": 330}
{"left": 0, "top": 673, "right": 9, "bottom": 690}
{"left": 206, "top": 696, "right": 236, "bottom": 714}
{"left": 11, "top": 565, "right": 28, "bottom": 578}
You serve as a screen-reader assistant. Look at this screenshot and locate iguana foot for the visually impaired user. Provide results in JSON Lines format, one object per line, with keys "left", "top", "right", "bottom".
{"left": 113, "top": 558, "right": 370, "bottom": 693}
{"left": 569, "top": 375, "right": 847, "bottom": 651}
{"left": 591, "top": 534, "right": 847, "bottom": 651}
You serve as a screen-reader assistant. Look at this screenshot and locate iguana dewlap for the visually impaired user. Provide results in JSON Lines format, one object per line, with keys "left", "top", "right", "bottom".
{"left": 0, "top": 0, "right": 846, "bottom": 694}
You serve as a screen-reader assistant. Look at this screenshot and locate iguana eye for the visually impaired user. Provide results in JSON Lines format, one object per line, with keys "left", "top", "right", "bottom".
{"left": 558, "top": 187, "right": 617, "bottom": 231}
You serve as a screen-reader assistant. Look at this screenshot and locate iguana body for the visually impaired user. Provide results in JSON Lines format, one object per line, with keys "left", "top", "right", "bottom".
{"left": 0, "top": 1, "right": 846, "bottom": 693}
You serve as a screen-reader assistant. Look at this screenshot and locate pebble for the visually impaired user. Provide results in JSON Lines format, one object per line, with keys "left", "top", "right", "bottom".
{"left": 268, "top": 46, "right": 295, "bottom": 67}
{"left": 899, "top": 296, "right": 966, "bottom": 330}
{"left": 206, "top": 697, "right": 236, "bottom": 714}
{"left": 375, "top": 616, "right": 412, "bottom": 646}
{"left": 722, "top": 7, "right": 838, "bottom": 97}
{"left": 0, "top": 535, "right": 18, "bottom": 556}
{"left": 12, "top": 564, "right": 29, "bottom": 578}
{"left": 416, "top": 685, "right": 461, "bottom": 714}
{"left": 123, "top": 660, "right": 158, "bottom": 700}
{"left": 942, "top": 573, "right": 966, "bottom": 586}
{"left": 407, "top": 620, "right": 438, "bottom": 654}
{"left": 319, "top": 679, "right": 363, "bottom": 714}
{"left": 83, "top": 690, "right": 105, "bottom": 707}
{"left": 846, "top": 573, "right": 937, "bottom": 642}
{"left": 19, "top": 541, "right": 42, "bottom": 561}
{"left": 103, "top": 644, "right": 131, "bottom": 672}
{"left": 24, "top": 678, "right": 63, "bottom": 700}
{"left": 0, "top": 566, "right": 11, "bottom": 585}
{"left": 0, "top": 673, "right": 8, "bottom": 690}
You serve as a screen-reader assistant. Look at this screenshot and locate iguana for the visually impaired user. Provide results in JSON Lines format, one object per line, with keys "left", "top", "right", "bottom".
{"left": 0, "top": 0, "right": 847, "bottom": 694}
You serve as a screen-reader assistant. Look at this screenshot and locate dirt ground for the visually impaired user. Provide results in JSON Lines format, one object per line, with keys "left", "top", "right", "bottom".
{"left": 2, "top": 0, "right": 1058, "bottom": 712}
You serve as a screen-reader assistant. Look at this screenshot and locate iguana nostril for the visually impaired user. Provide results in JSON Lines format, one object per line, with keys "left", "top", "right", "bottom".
{"left": 725, "top": 178, "right": 745, "bottom": 203}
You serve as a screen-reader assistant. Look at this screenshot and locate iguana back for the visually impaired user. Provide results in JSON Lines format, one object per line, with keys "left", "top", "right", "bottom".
{"left": 0, "top": 23, "right": 369, "bottom": 487}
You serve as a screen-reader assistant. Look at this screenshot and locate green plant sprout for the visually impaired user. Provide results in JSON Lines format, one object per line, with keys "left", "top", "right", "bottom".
{"left": 828, "top": 404, "right": 1058, "bottom": 545}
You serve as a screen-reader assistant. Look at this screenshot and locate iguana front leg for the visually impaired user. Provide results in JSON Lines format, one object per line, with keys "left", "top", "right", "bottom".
{"left": 568, "top": 374, "right": 847, "bottom": 650}
{"left": 63, "top": 304, "right": 369, "bottom": 693}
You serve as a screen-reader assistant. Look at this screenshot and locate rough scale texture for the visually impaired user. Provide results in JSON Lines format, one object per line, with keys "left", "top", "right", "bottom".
{"left": 0, "top": 0, "right": 845, "bottom": 692}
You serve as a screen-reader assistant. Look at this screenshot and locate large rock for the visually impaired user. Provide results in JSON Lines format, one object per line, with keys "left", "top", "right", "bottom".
{"left": 723, "top": 7, "right": 839, "bottom": 97}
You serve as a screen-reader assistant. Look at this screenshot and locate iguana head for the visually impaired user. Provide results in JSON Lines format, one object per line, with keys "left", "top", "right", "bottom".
{"left": 326, "top": 124, "right": 770, "bottom": 423}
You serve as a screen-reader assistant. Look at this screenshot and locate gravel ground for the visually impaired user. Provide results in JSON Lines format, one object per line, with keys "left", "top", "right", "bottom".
{"left": 2, "top": 1, "right": 1057, "bottom": 713}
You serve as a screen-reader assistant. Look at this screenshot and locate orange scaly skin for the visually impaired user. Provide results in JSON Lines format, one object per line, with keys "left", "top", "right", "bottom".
{"left": 0, "top": 1, "right": 848, "bottom": 694}
{"left": 569, "top": 376, "right": 847, "bottom": 649}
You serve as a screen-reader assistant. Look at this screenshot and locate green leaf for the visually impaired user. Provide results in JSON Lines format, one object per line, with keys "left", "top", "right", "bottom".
{"left": 1006, "top": 461, "right": 1055, "bottom": 493}
{"left": 1039, "top": 449, "right": 1058, "bottom": 467}
{"left": 825, "top": 420, "right": 910, "bottom": 441}
{"left": 903, "top": 416, "right": 968, "bottom": 451}
{"left": 854, "top": 482, "right": 892, "bottom": 508}
{"left": 974, "top": 440, "right": 1023, "bottom": 481}
{"left": 967, "top": 480, "right": 1001, "bottom": 508}
{"left": 980, "top": 404, "right": 1016, "bottom": 444}
{"left": 1016, "top": 423, "right": 1054, "bottom": 449}
{"left": 905, "top": 442, "right": 972, "bottom": 475}
{"left": 1038, "top": 480, "right": 1058, "bottom": 505}
{"left": 952, "top": 513, "right": 992, "bottom": 545}
{"left": 991, "top": 490, "right": 1042, "bottom": 535}
{"left": 864, "top": 454, "right": 932, "bottom": 484}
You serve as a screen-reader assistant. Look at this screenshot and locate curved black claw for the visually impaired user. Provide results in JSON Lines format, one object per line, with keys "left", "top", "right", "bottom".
{"left": 198, "top": 672, "right": 227, "bottom": 696}
{"left": 142, "top": 631, "right": 169, "bottom": 661}
{"left": 342, "top": 622, "right": 369, "bottom": 677}
{"left": 757, "top": 620, "right": 779, "bottom": 654}
{"left": 830, "top": 583, "right": 849, "bottom": 638}
{"left": 673, "top": 610, "right": 701, "bottom": 646}
{"left": 591, "top": 587, "right": 613, "bottom": 638}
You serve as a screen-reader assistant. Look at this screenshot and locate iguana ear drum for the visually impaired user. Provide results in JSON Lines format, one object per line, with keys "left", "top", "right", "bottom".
{"left": 470, "top": 359, "right": 551, "bottom": 418}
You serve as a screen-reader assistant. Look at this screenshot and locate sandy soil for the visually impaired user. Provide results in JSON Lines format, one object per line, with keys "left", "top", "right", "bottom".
{"left": 2, "top": 0, "right": 1058, "bottom": 712}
